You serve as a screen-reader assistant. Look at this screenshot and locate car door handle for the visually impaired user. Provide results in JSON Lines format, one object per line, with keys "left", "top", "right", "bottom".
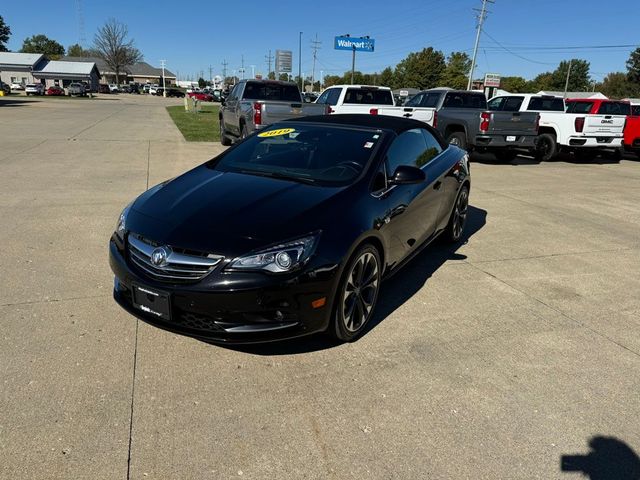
{"left": 433, "top": 181, "right": 442, "bottom": 190}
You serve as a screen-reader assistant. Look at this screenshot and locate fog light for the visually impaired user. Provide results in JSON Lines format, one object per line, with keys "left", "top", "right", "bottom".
{"left": 275, "top": 251, "right": 292, "bottom": 269}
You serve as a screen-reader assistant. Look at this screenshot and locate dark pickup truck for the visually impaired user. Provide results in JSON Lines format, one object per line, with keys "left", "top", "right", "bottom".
{"left": 403, "top": 89, "right": 539, "bottom": 160}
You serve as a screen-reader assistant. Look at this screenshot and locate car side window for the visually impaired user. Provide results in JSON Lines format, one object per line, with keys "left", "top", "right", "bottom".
{"left": 385, "top": 129, "right": 429, "bottom": 176}
{"left": 503, "top": 96, "right": 524, "bottom": 111}
{"left": 404, "top": 93, "right": 423, "bottom": 107}
{"left": 317, "top": 88, "right": 340, "bottom": 105}
{"left": 227, "top": 85, "right": 239, "bottom": 101}
{"left": 487, "top": 97, "right": 504, "bottom": 111}
{"left": 418, "top": 130, "right": 443, "bottom": 167}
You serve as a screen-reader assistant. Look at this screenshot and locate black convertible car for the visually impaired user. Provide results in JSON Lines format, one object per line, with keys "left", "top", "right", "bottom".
{"left": 109, "top": 115, "right": 470, "bottom": 343}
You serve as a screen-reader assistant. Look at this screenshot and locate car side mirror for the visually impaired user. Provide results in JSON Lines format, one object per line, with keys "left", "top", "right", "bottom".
{"left": 389, "top": 165, "right": 426, "bottom": 185}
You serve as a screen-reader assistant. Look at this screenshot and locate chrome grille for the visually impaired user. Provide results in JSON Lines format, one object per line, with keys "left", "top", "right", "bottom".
{"left": 127, "top": 234, "right": 223, "bottom": 282}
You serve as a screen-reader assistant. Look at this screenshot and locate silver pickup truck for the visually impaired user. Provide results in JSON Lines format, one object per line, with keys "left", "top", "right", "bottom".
{"left": 219, "top": 80, "right": 328, "bottom": 145}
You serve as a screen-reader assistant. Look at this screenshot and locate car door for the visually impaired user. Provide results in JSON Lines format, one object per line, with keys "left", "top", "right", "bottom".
{"left": 377, "top": 129, "right": 447, "bottom": 266}
{"left": 223, "top": 84, "right": 242, "bottom": 135}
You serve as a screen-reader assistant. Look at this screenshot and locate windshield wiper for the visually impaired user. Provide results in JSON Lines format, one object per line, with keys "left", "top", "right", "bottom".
{"left": 239, "top": 169, "right": 316, "bottom": 185}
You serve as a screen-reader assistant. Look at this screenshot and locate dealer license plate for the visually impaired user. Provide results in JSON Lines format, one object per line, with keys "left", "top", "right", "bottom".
{"left": 132, "top": 284, "right": 171, "bottom": 320}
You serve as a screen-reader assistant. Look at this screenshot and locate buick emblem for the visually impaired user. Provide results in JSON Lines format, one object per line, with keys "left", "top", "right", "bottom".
{"left": 150, "top": 246, "right": 171, "bottom": 267}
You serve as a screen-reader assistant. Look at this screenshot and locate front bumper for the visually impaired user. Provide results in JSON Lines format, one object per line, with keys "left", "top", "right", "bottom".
{"left": 109, "top": 238, "right": 339, "bottom": 343}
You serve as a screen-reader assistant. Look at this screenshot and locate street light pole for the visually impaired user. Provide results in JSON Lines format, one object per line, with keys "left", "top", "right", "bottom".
{"left": 298, "top": 31, "right": 303, "bottom": 91}
{"left": 160, "top": 59, "right": 167, "bottom": 97}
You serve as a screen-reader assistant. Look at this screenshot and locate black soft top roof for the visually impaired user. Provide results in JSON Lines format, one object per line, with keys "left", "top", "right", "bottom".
{"left": 285, "top": 114, "right": 428, "bottom": 134}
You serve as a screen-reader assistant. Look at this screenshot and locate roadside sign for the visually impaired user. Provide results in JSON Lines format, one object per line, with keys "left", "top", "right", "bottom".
{"left": 276, "top": 50, "right": 292, "bottom": 73}
{"left": 484, "top": 73, "right": 501, "bottom": 88}
{"left": 334, "top": 36, "right": 375, "bottom": 52}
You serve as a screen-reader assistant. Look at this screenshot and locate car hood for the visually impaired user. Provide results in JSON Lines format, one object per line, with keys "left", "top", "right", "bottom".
{"left": 128, "top": 165, "right": 348, "bottom": 255}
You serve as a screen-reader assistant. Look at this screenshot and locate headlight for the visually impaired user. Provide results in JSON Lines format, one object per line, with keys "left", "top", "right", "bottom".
{"left": 228, "top": 233, "right": 319, "bottom": 273}
{"left": 115, "top": 202, "right": 133, "bottom": 240}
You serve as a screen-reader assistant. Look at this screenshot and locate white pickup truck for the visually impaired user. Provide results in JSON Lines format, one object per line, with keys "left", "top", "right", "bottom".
{"left": 315, "top": 85, "right": 436, "bottom": 124}
{"left": 487, "top": 94, "right": 626, "bottom": 160}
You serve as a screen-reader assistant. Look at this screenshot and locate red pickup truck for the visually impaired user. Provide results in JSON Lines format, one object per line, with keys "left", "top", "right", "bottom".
{"left": 624, "top": 104, "right": 640, "bottom": 158}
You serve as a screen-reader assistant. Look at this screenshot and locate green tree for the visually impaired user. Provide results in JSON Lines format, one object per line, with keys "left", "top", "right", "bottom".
{"left": 278, "top": 73, "right": 289, "bottom": 82}
{"left": 441, "top": 52, "right": 471, "bottom": 89}
{"left": 93, "top": 19, "right": 142, "bottom": 85}
{"left": 67, "top": 43, "right": 93, "bottom": 57}
{"left": 600, "top": 72, "right": 640, "bottom": 99}
{"left": 378, "top": 67, "right": 395, "bottom": 88}
{"left": 0, "top": 15, "right": 11, "bottom": 52}
{"left": 197, "top": 77, "right": 206, "bottom": 88}
{"left": 626, "top": 47, "right": 640, "bottom": 85}
{"left": 500, "top": 76, "right": 528, "bottom": 93}
{"left": 394, "top": 47, "right": 446, "bottom": 89}
{"left": 322, "top": 75, "right": 341, "bottom": 87}
{"left": 20, "top": 34, "right": 65, "bottom": 58}
{"left": 267, "top": 71, "right": 276, "bottom": 80}
{"left": 528, "top": 71, "right": 554, "bottom": 92}
{"left": 549, "top": 59, "right": 591, "bottom": 91}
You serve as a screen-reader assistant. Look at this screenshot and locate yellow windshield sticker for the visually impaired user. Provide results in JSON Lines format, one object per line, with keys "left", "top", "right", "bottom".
{"left": 258, "top": 128, "right": 296, "bottom": 138}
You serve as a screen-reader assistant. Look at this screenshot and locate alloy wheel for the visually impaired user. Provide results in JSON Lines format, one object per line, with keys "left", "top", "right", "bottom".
{"left": 342, "top": 251, "right": 380, "bottom": 333}
{"left": 452, "top": 188, "right": 469, "bottom": 240}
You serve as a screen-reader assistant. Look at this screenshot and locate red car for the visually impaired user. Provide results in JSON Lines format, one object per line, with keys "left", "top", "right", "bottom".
{"left": 624, "top": 104, "right": 640, "bottom": 158}
{"left": 46, "top": 85, "right": 65, "bottom": 96}
{"left": 187, "top": 91, "right": 214, "bottom": 102}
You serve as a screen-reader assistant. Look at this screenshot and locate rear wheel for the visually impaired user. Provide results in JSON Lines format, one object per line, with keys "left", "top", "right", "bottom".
{"left": 240, "top": 123, "right": 249, "bottom": 140}
{"left": 446, "top": 131, "right": 467, "bottom": 150}
{"left": 535, "top": 133, "right": 557, "bottom": 161}
{"left": 332, "top": 245, "right": 381, "bottom": 342}
{"left": 445, "top": 185, "right": 469, "bottom": 243}
{"left": 219, "top": 118, "right": 232, "bottom": 146}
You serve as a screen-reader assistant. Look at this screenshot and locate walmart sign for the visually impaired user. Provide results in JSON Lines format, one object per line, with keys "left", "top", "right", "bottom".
{"left": 334, "top": 36, "right": 375, "bottom": 52}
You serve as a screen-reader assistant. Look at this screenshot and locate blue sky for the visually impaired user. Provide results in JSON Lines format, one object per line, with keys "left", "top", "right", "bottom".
{"left": 2, "top": 0, "right": 639, "bottom": 83}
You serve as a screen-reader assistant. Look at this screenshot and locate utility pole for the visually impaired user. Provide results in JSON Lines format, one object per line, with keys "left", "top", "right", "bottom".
{"left": 208, "top": 65, "right": 213, "bottom": 84}
{"left": 310, "top": 34, "right": 321, "bottom": 92}
{"left": 265, "top": 50, "right": 273, "bottom": 78}
{"left": 221, "top": 60, "right": 228, "bottom": 81}
{"left": 298, "top": 32, "right": 303, "bottom": 91}
{"left": 467, "top": 0, "right": 494, "bottom": 90}
{"left": 250, "top": 65, "right": 255, "bottom": 79}
{"left": 563, "top": 59, "right": 573, "bottom": 98}
{"left": 240, "top": 55, "right": 245, "bottom": 80}
{"left": 160, "top": 59, "right": 167, "bottom": 97}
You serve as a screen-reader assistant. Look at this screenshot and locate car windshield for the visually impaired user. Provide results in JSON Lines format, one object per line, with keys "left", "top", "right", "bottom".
{"left": 209, "top": 124, "right": 385, "bottom": 186}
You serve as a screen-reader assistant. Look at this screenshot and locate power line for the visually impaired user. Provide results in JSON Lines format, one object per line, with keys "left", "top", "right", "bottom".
{"left": 483, "top": 31, "right": 557, "bottom": 65}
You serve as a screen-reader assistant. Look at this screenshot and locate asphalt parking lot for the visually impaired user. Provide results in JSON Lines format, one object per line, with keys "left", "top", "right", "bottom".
{"left": 1, "top": 95, "right": 639, "bottom": 479}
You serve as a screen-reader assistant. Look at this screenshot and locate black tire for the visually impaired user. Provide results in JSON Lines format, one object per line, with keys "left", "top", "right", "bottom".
{"left": 240, "top": 122, "right": 249, "bottom": 140}
{"left": 446, "top": 131, "right": 467, "bottom": 150}
{"left": 494, "top": 150, "right": 517, "bottom": 162}
{"left": 219, "top": 118, "right": 232, "bottom": 146}
{"left": 445, "top": 184, "right": 469, "bottom": 243}
{"left": 332, "top": 244, "right": 382, "bottom": 342}
{"left": 535, "top": 133, "right": 558, "bottom": 161}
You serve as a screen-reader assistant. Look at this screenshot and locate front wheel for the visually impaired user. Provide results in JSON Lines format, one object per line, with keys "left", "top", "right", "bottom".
{"left": 332, "top": 245, "right": 382, "bottom": 342}
{"left": 445, "top": 185, "right": 469, "bottom": 243}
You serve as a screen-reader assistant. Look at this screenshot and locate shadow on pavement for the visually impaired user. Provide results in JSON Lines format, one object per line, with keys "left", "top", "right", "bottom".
{"left": 471, "top": 150, "right": 635, "bottom": 165}
{"left": 561, "top": 436, "right": 640, "bottom": 479}
{"left": 0, "top": 98, "right": 39, "bottom": 107}
{"left": 230, "top": 205, "right": 487, "bottom": 356}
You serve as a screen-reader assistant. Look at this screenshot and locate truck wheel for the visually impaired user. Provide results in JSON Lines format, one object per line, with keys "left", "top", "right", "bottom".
{"left": 535, "top": 133, "right": 557, "bottom": 161}
{"left": 446, "top": 132, "right": 467, "bottom": 150}
{"left": 240, "top": 123, "right": 249, "bottom": 140}
{"left": 219, "top": 119, "right": 232, "bottom": 146}
{"left": 494, "top": 150, "right": 517, "bottom": 162}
